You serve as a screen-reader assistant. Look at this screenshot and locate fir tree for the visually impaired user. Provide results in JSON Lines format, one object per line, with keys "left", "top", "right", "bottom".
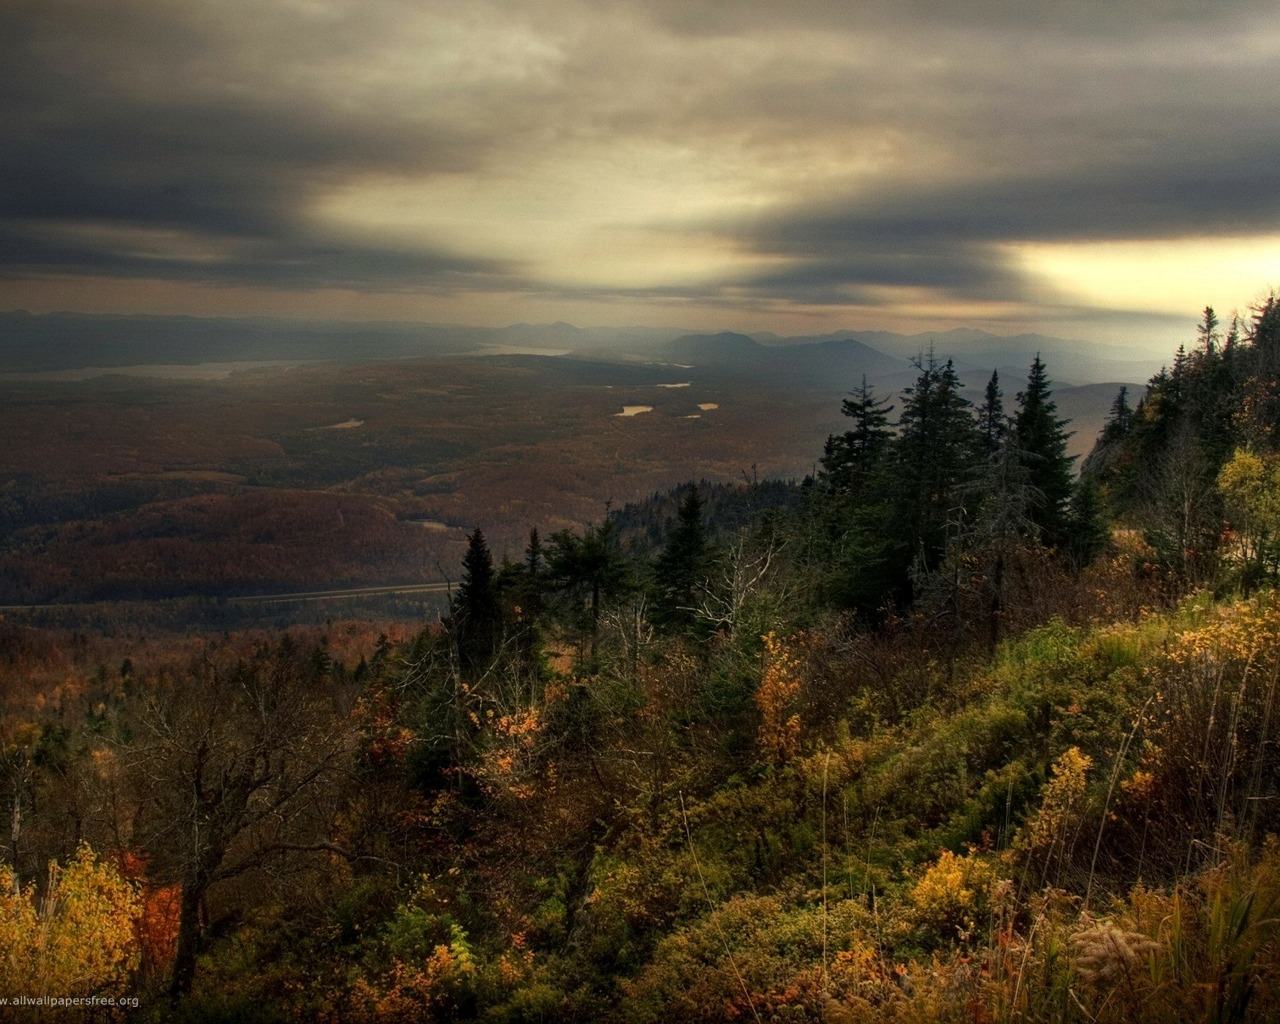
{"left": 965, "top": 431, "right": 1039, "bottom": 651}
{"left": 1012, "top": 355, "right": 1075, "bottom": 547}
{"left": 820, "top": 376, "right": 894, "bottom": 496}
{"left": 526, "top": 526, "right": 543, "bottom": 576}
{"left": 1250, "top": 293, "right": 1280, "bottom": 368}
{"left": 1101, "top": 385, "right": 1132, "bottom": 443}
{"left": 979, "top": 369, "right": 1007, "bottom": 455}
{"left": 451, "top": 528, "right": 501, "bottom": 675}
{"left": 1065, "top": 474, "right": 1109, "bottom": 569}
{"left": 652, "top": 484, "right": 711, "bottom": 634}
{"left": 546, "top": 517, "right": 634, "bottom": 666}
{"left": 520, "top": 526, "right": 545, "bottom": 619}
{"left": 891, "top": 351, "right": 983, "bottom": 575}
{"left": 1245, "top": 294, "right": 1280, "bottom": 437}
{"left": 1197, "top": 306, "right": 1220, "bottom": 354}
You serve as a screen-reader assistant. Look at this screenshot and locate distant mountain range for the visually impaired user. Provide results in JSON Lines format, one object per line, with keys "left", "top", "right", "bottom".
{"left": 0, "top": 310, "right": 1157, "bottom": 462}
{"left": 0, "top": 310, "right": 1165, "bottom": 389}
{"left": 742, "top": 326, "right": 1163, "bottom": 387}
{"left": 659, "top": 331, "right": 904, "bottom": 385}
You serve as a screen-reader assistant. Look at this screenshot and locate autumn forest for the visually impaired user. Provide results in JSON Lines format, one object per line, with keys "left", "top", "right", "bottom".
{"left": 6, "top": 297, "right": 1280, "bottom": 1022}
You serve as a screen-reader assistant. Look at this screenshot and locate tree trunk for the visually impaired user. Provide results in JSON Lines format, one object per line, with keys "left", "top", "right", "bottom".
{"left": 987, "top": 552, "right": 1005, "bottom": 656}
{"left": 9, "top": 790, "right": 19, "bottom": 895}
{"left": 169, "top": 875, "right": 205, "bottom": 998}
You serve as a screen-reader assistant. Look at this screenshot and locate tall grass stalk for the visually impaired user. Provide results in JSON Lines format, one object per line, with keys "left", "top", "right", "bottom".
{"left": 821, "top": 751, "right": 829, "bottom": 987}
{"left": 678, "top": 791, "right": 762, "bottom": 1024}
{"left": 1086, "top": 696, "right": 1154, "bottom": 910}
{"left": 1244, "top": 655, "right": 1279, "bottom": 843}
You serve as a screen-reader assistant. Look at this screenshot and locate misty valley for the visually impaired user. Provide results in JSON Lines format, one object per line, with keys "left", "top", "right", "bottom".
{"left": 1, "top": 314, "right": 1143, "bottom": 624}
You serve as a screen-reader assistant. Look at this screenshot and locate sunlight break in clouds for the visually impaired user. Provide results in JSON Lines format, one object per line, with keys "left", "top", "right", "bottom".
{"left": 311, "top": 142, "right": 790, "bottom": 293}
{"left": 1016, "top": 236, "right": 1280, "bottom": 322}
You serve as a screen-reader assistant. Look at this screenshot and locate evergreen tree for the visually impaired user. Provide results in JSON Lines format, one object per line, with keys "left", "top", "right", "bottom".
{"left": 451, "top": 528, "right": 501, "bottom": 675}
{"left": 820, "top": 376, "right": 894, "bottom": 495}
{"left": 962, "top": 431, "right": 1039, "bottom": 651}
{"left": 1083, "top": 385, "right": 1137, "bottom": 502}
{"left": 1012, "top": 355, "right": 1075, "bottom": 547}
{"left": 526, "top": 526, "right": 543, "bottom": 576}
{"left": 1101, "top": 385, "right": 1132, "bottom": 443}
{"left": 891, "top": 351, "right": 983, "bottom": 578}
{"left": 520, "top": 526, "right": 546, "bottom": 620}
{"left": 1123, "top": 365, "right": 1181, "bottom": 482}
{"left": 652, "top": 484, "right": 711, "bottom": 634}
{"left": 1171, "top": 344, "right": 1189, "bottom": 402}
{"left": 546, "top": 517, "right": 634, "bottom": 667}
{"left": 1244, "top": 294, "right": 1280, "bottom": 441}
{"left": 492, "top": 527, "right": 548, "bottom": 681}
{"left": 979, "top": 369, "right": 1007, "bottom": 455}
{"left": 1225, "top": 313, "right": 1241, "bottom": 356}
{"left": 1197, "top": 306, "right": 1220, "bottom": 354}
{"left": 1064, "top": 474, "right": 1109, "bottom": 569}
{"left": 1250, "top": 293, "right": 1280, "bottom": 369}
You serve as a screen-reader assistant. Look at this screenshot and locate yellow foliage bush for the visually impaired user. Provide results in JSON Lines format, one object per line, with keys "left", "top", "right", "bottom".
{"left": 908, "top": 849, "right": 998, "bottom": 945}
{"left": 1018, "top": 746, "right": 1092, "bottom": 856}
{"left": 757, "top": 631, "right": 803, "bottom": 766}
{"left": 0, "top": 844, "right": 141, "bottom": 1002}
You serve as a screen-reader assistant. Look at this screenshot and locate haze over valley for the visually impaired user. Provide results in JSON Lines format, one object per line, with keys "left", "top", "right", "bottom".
{"left": 0, "top": 310, "right": 1153, "bottom": 617}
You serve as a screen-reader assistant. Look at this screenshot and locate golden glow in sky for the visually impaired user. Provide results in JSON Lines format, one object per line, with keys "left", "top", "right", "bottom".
{"left": 1017, "top": 236, "right": 1280, "bottom": 322}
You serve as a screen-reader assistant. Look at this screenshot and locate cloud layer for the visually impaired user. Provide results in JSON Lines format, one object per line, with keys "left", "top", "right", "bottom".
{"left": 3, "top": 0, "right": 1278, "bottom": 339}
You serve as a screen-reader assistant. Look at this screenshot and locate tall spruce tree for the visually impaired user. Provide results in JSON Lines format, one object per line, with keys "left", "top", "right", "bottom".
{"left": 979, "top": 369, "right": 1007, "bottom": 456}
{"left": 1101, "top": 386, "right": 1133, "bottom": 443}
{"left": 1244, "top": 295, "right": 1280, "bottom": 441}
{"left": 652, "top": 484, "right": 711, "bottom": 633}
{"left": 1065, "top": 475, "right": 1109, "bottom": 569}
{"left": 892, "top": 351, "right": 982, "bottom": 575}
{"left": 962, "top": 431, "right": 1040, "bottom": 652}
{"left": 451, "top": 528, "right": 501, "bottom": 675}
{"left": 1251, "top": 294, "right": 1280, "bottom": 374}
{"left": 1082, "top": 384, "right": 1137, "bottom": 501}
{"left": 546, "top": 518, "right": 633, "bottom": 666}
{"left": 1012, "top": 355, "right": 1075, "bottom": 548}
{"left": 820, "top": 376, "right": 894, "bottom": 496}
{"left": 492, "top": 527, "right": 549, "bottom": 680}
{"left": 1197, "top": 306, "right": 1220, "bottom": 354}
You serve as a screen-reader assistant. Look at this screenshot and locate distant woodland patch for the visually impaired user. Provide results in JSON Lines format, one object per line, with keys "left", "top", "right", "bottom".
{"left": 0, "top": 354, "right": 830, "bottom": 608}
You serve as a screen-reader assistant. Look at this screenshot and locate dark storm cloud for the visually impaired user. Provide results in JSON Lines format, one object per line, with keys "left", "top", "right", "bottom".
{"left": 1, "top": 0, "right": 1277, "bottom": 316}
{"left": 657, "top": 0, "right": 1279, "bottom": 307}
{"left": 638, "top": 0, "right": 1278, "bottom": 37}
{"left": 0, "top": 0, "right": 527, "bottom": 290}
{"left": 744, "top": 246, "right": 1020, "bottom": 304}
{"left": 717, "top": 129, "right": 1280, "bottom": 307}
{"left": 756, "top": 152, "right": 1280, "bottom": 260}
{"left": 629, "top": 0, "right": 1280, "bottom": 311}
{"left": 0, "top": 221, "right": 515, "bottom": 291}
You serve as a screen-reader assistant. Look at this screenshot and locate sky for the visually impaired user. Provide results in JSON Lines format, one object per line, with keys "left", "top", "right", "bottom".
{"left": 3, "top": 0, "right": 1279, "bottom": 352}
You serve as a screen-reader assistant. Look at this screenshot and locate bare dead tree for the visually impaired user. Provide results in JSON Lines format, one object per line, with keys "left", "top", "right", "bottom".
{"left": 124, "top": 644, "right": 356, "bottom": 997}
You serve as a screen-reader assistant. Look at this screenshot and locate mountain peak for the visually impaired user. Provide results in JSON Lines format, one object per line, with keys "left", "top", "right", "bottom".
{"left": 665, "top": 332, "right": 764, "bottom": 364}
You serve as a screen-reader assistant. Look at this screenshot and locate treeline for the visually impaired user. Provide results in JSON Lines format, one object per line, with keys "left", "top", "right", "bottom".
{"left": 803, "top": 349, "right": 1100, "bottom": 637}
{"left": 798, "top": 293, "right": 1280, "bottom": 626}
{"left": 1085, "top": 298, "right": 1280, "bottom": 588}
{"left": 445, "top": 338, "right": 1107, "bottom": 672}
{"left": 0, "top": 489, "right": 464, "bottom": 604}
